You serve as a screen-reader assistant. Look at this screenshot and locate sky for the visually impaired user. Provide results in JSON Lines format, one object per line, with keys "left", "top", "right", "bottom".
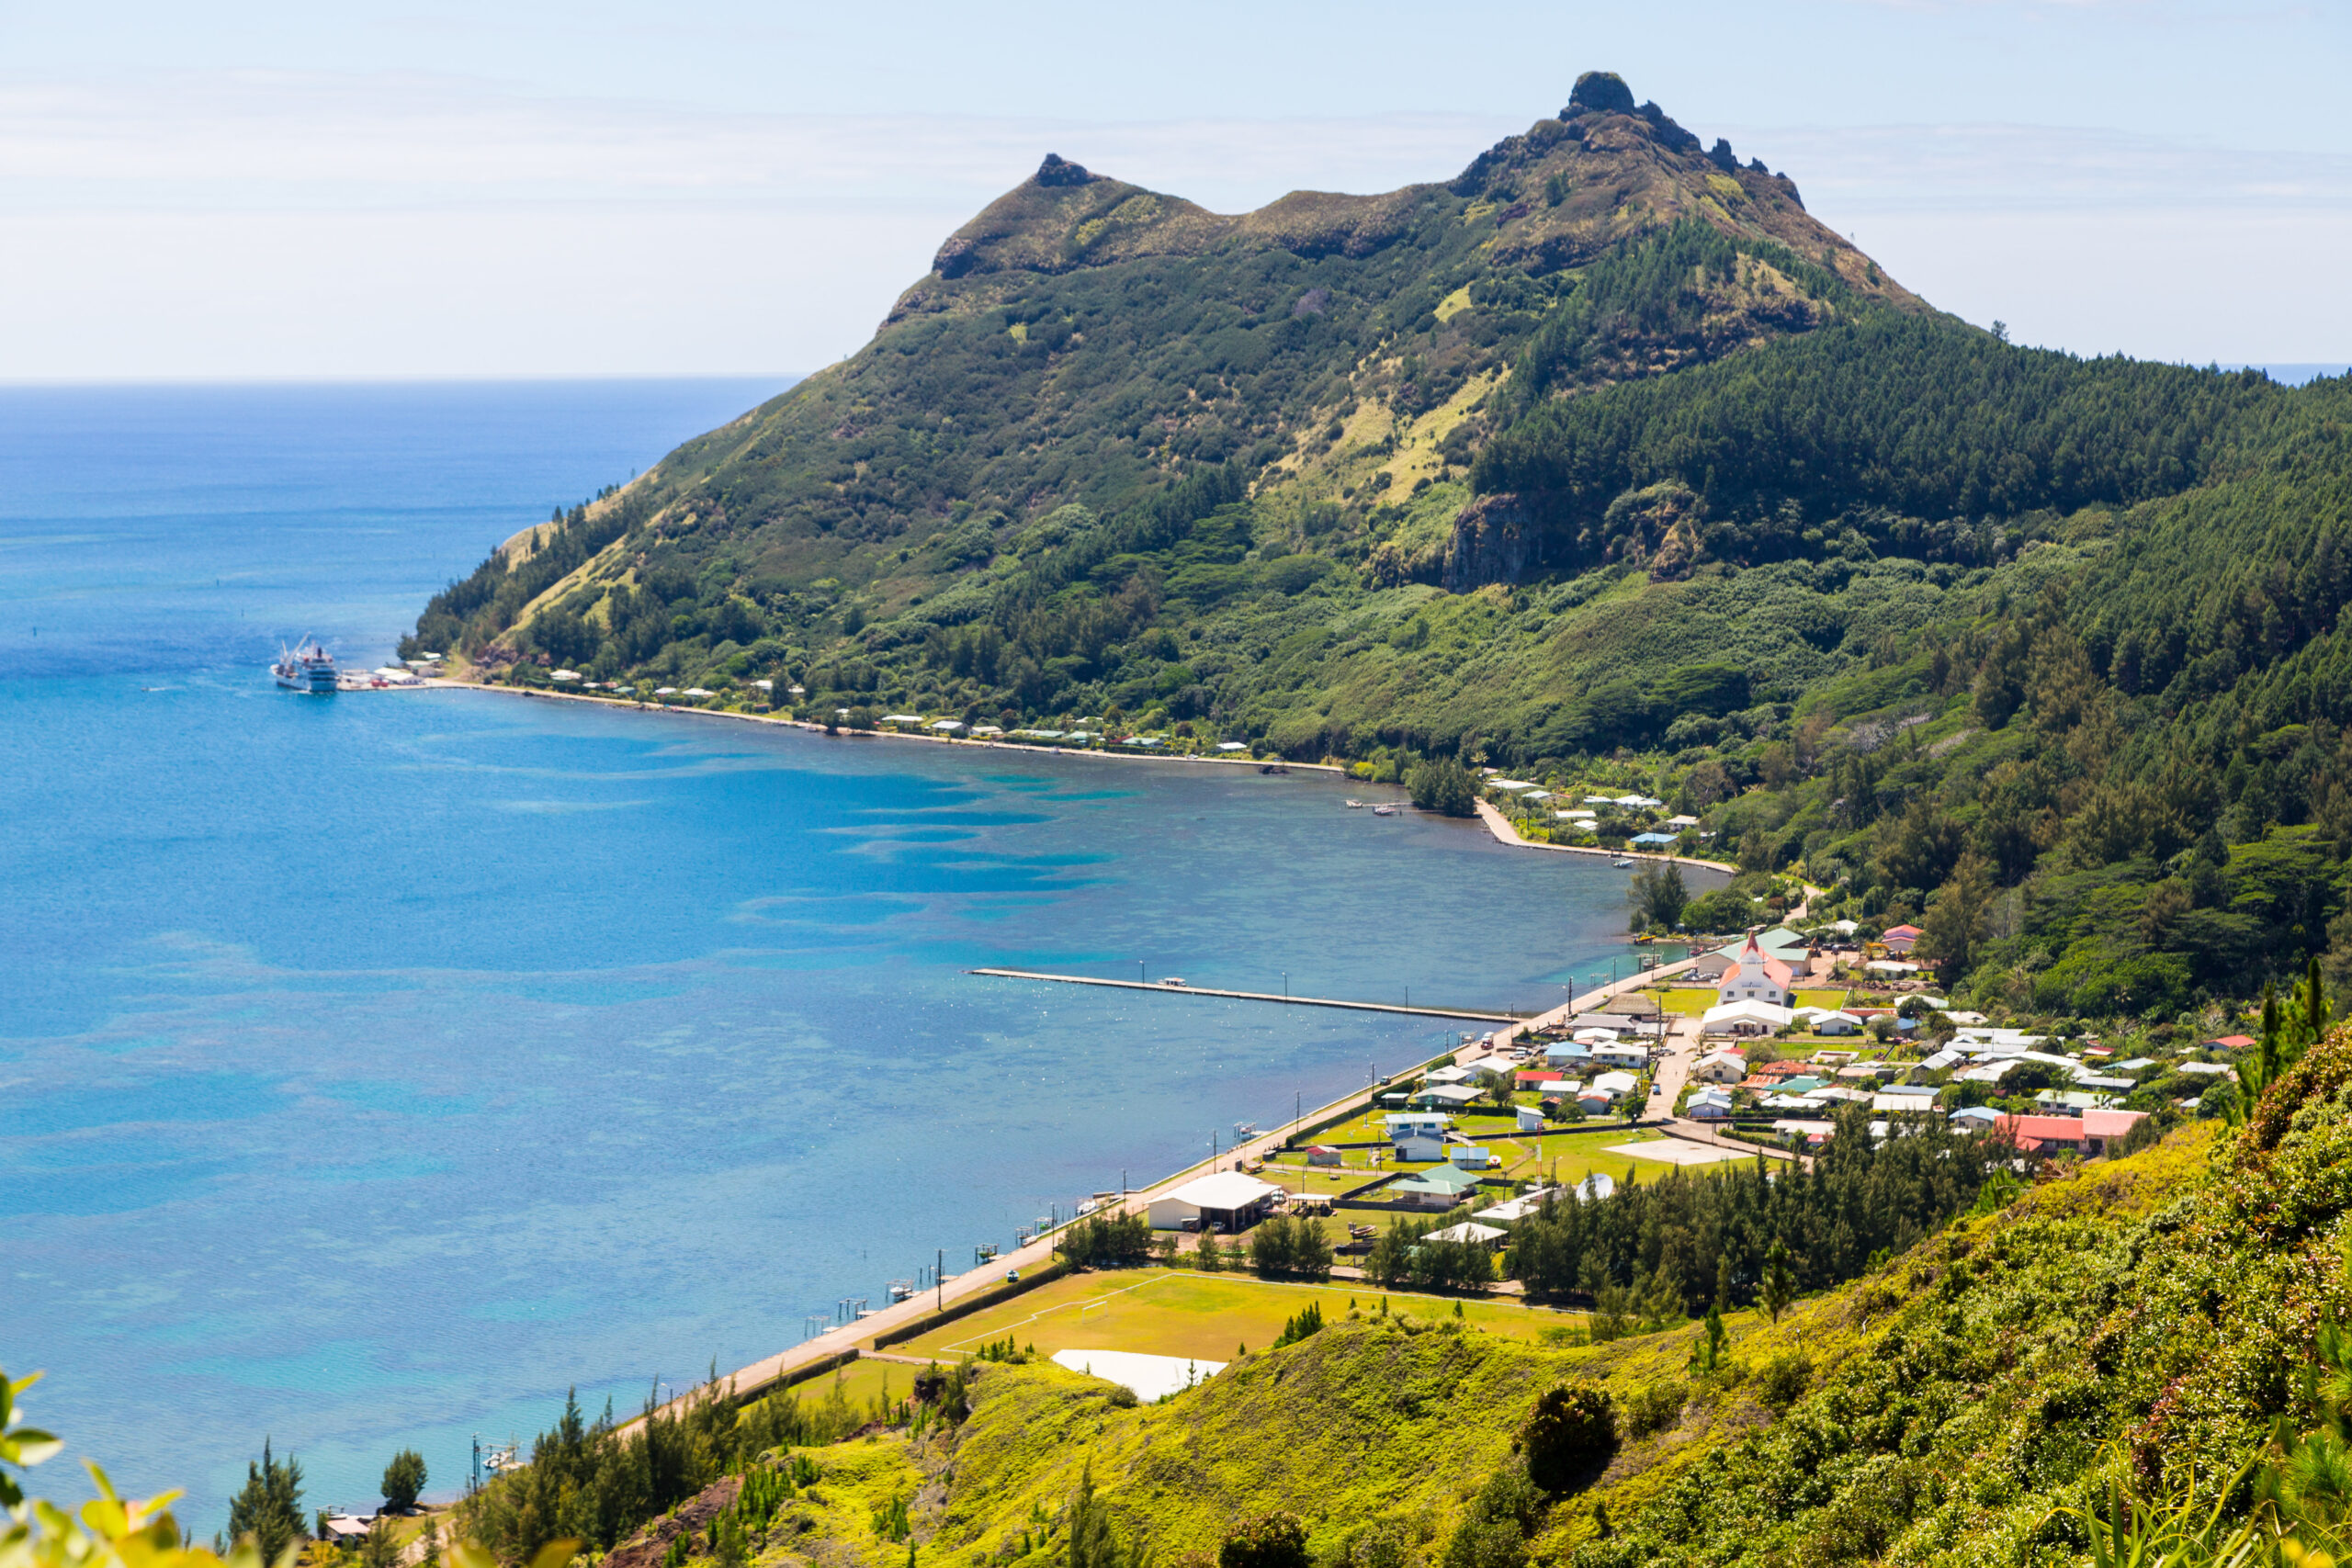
{"left": 3, "top": 0, "right": 2348, "bottom": 380}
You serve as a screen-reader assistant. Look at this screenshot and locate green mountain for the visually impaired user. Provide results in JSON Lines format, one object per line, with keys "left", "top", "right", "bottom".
{"left": 403, "top": 71, "right": 2352, "bottom": 1019}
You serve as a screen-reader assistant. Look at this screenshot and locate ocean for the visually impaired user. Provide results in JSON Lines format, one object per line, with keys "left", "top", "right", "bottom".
{"left": 0, "top": 381, "right": 1690, "bottom": 1530}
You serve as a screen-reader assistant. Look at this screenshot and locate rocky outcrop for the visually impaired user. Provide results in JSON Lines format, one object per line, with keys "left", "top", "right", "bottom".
{"left": 1444, "top": 494, "right": 1541, "bottom": 592}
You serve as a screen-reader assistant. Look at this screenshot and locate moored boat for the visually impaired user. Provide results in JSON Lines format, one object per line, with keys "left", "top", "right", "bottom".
{"left": 273, "top": 637, "right": 337, "bottom": 694}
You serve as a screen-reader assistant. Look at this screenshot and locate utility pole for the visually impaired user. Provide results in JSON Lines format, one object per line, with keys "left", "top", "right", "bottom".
{"left": 936, "top": 1248, "right": 944, "bottom": 1311}
{"left": 1137, "top": 960, "right": 1146, "bottom": 983}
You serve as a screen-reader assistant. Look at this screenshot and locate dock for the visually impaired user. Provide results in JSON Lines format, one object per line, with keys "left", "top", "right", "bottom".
{"left": 967, "top": 968, "right": 1525, "bottom": 1022}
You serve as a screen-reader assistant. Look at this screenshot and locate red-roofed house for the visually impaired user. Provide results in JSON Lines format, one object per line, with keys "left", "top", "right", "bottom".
{"left": 1994, "top": 1108, "right": 2148, "bottom": 1157}
{"left": 1757, "top": 1059, "right": 1815, "bottom": 1079}
{"left": 2206, "top": 1035, "right": 2257, "bottom": 1051}
{"left": 1881, "top": 924, "right": 1924, "bottom": 954}
{"left": 1716, "top": 931, "right": 1795, "bottom": 1008}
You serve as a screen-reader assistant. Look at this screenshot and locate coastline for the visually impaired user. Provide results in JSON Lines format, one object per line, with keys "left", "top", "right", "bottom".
{"left": 421, "top": 678, "right": 1357, "bottom": 775}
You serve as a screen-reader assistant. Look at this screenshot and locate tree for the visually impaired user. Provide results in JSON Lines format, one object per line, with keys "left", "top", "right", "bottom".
{"left": 360, "top": 1520, "right": 401, "bottom": 1568}
{"left": 1759, "top": 1240, "right": 1796, "bottom": 1324}
{"left": 1919, "top": 852, "right": 1994, "bottom": 986}
{"left": 1479, "top": 1066, "right": 1518, "bottom": 1114}
{"left": 1627, "top": 861, "right": 1689, "bottom": 931}
{"left": 1066, "top": 1462, "right": 1127, "bottom": 1568}
{"left": 1408, "top": 760, "right": 1478, "bottom": 817}
{"left": 1515, "top": 1382, "right": 1616, "bottom": 1493}
{"left": 381, "top": 1449, "right": 427, "bottom": 1514}
{"left": 226, "top": 1438, "right": 306, "bottom": 1563}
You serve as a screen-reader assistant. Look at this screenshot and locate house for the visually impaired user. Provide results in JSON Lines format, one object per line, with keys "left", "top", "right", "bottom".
{"left": 1388, "top": 1164, "right": 1489, "bottom": 1210}
{"left": 1795, "top": 1007, "right": 1865, "bottom": 1035}
{"left": 1383, "top": 1111, "right": 1452, "bottom": 1136}
{"left": 2205, "top": 1034, "right": 2257, "bottom": 1052}
{"left": 1691, "top": 1050, "right": 1748, "bottom": 1084}
{"left": 322, "top": 1519, "right": 375, "bottom": 1550}
{"left": 1702, "top": 999, "right": 1795, "bottom": 1036}
{"left": 1449, "top": 1145, "right": 1498, "bottom": 1169}
{"left": 1423, "top": 1221, "right": 1508, "bottom": 1249}
{"left": 1871, "top": 1088, "right": 1942, "bottom": 1114}
{"left": 1881, "top": 924, "right": 1924, "bottom": 954}
{"left": 1992, "top": 1108, "right": 2150, "bottom": 1156}
{"left": 1599, "top": 993, "right": 1662, "bottom": 1018}
{"left": 1762, "top": 1091, "right": 1822, "bottom": 1111}
{"left": 1423, "top": 1065, "right": 1481, "bottom": 1087}
{"left": 1408, "top": 1084, "right": 1485, "bottom": 1112}
{"left": 1147, "top": 1172, "right": 1285, "bottom": 1231}
{"left": 1544, "top": 1042, "right": 1593, "bottom": 1066}
{"left": 1476, "top": 1188, "right": 1564, "bottom": 1223}
{"left": 1687, "top": 1087, "right": 1736, "bottom": 1121}
{"left": 1756, "top": 1058, "right": 1815, "bottom": 1078}
{"left": 1629, "top": 832, "right": 1679, "bottom": 849}
{"left": 1306, "top": 1145, "right": 1342, "bottom": 1167}
{"left": 1575, "top": 1089, "right": 1614, "bottom": 1116}
{"left": 1591, "top": 1069, "right": 1640, "bottom": 1097}
{"left": 1775, "top": 1075, "right": 1826, "bottom": 1095}
{"left": 1772, "top": 1119, "right": 1833, "bottom": 1145}
{"left": 1515, "top": 1104, "right": 1546, "bottom": 1133}
{"left": 1716, "top": 931, "right": 1796, "bottom": 1007}
{"left": 1394, "top": 1132, "right": 1450, "bottom": 1162}
{"left": 2176, "top": 1062, "right": 2235, "bottom": 1077}
{"left": 1590, "top": 1042, "right": 1649, "bottom": 1069}
{"left": 1665, "top": 814, "right": 1700, "bottom": 829}
{"left": 1950, "top": 1106, "right": 2005, "bottom": 1130}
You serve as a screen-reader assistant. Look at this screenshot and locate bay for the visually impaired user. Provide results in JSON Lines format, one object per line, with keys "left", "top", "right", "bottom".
{"left": 0, "top": 382, "right": 1696, "bottom": 1529}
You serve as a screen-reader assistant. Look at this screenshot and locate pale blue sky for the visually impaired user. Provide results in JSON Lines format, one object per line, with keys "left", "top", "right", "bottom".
{"left": 4, "top": 0, "right": 2347, "bottom": 378}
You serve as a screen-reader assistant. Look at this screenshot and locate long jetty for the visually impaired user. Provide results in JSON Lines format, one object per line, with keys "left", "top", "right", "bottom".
{"left": 967, "top": 968, "right": 1526, "bottom": 1022}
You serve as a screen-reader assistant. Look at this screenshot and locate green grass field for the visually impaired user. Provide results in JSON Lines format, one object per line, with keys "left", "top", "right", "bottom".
{"left": 885, "top": 1269, "right": 1582, "bottom": 1365}
{"left": 1792, "top": 988, "right": 1849, "bottom": 1010}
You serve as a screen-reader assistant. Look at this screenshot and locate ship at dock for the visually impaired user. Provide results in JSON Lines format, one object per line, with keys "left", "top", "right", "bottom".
{"left": 273, "top": 637, "right": 337, "bottom": 694}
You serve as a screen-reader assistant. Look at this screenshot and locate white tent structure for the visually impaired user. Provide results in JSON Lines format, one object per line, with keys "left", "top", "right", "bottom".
{"left": 1145, "top": 1172, "right": 1283, "bottom": 1231}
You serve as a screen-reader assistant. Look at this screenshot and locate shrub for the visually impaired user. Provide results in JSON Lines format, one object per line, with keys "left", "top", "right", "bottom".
{"left": 1218, "top": 1512, "right": 1310, "bottom": 1568}
{"left": 1758, "top": 1351, "right": 1813, "bottom": 1409}
{"left": 1516, "top": 1382, "right": 1617, "bottom": 1493}
{"left": 1623, "top": 1380, "right": 1685, "bottom": 1438}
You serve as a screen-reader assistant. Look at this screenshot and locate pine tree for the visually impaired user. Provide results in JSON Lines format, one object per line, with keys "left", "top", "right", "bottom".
{"left": 1759, "top": 1240, "right": 1796, "bottom": 1325}
{"left": 225, "top": 1438, "right": 306, "bottom": 1563}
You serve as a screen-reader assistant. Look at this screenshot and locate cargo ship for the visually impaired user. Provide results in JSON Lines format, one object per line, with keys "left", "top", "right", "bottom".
{"left": 273, "top": 637, "right": 337, "bottom": 694}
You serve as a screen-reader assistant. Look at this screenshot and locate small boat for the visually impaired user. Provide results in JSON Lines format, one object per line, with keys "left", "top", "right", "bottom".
{"left": 272, "top": 636, "right": 337, "bottom": 694}
{"left": 1611, "top": 856, "right": 1634, "bottom": 868}
{"left": 1345, "top": 799, "right": 1364, "bottom": 809}
{"left": 888, "top": 1281, "right": 915, "bottom": 1303}
{"left": 1372, "top": 804, "right": 1397, "bottom": 817}
{"left": 1234, "top": 1121, "right": 1260, "bottom": 1140}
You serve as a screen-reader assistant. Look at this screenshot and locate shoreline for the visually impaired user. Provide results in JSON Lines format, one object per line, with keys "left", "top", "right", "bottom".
{"left": 422, "top": 678, "right": 1359, "bottom": 775}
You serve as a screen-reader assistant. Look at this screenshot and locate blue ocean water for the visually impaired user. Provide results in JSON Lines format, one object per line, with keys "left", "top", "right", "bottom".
{"left": 0, "top": 383, "right": 1695, "bottom": 1531}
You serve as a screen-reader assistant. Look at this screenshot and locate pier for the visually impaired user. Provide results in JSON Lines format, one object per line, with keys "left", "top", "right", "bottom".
{"left": 967, "top": 968, "right": 1526, "bottom": 1022}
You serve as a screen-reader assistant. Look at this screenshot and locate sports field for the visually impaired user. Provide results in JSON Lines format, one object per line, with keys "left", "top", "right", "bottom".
{"left": 882, "top": 1269, "right": 1581, "bottom": 1365}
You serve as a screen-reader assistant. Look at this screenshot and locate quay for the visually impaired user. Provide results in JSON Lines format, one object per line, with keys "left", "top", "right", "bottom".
{"left": 967, "top": 968, "right": 1526, "bottom": 1022}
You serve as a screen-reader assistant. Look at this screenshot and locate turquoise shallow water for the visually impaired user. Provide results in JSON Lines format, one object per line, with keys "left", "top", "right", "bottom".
{"left": 0, "top": 383, "right": 1697, "bottom": 1529}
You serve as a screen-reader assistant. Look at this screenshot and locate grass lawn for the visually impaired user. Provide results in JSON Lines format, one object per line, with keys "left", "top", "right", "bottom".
{"left": 885, "top": 1269, "right": 1581, "bottom": 1364}
{"left": 1792, "top": 988, "right": 1849, "bottom": 1010}
{"left": 1651, "top": 987, "right": 1716, "bottom": 1017}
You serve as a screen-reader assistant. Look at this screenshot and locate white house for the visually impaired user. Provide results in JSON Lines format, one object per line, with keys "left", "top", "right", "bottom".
{"left": 1449, "top": 1145, "right": 1498, "bottom": 1169}
{"left": 1515, "top": 1104, "right": 1546, "bottom": 1132}
{"left": 1592, "top": 1069, "right": 1640, "bottom": 1097}
{"left": 1590, "top": 1043, "right": 1649, "bottom": 1069}
{"left": 1702, "top": 999, "right": 1795, "bottom": 1036}
{"left": 1147, "top": 1172, "right": 1283, "bottom": 1232}
{"left": 1691, "top": 1050, "right": 1748, "bottom": 1084}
